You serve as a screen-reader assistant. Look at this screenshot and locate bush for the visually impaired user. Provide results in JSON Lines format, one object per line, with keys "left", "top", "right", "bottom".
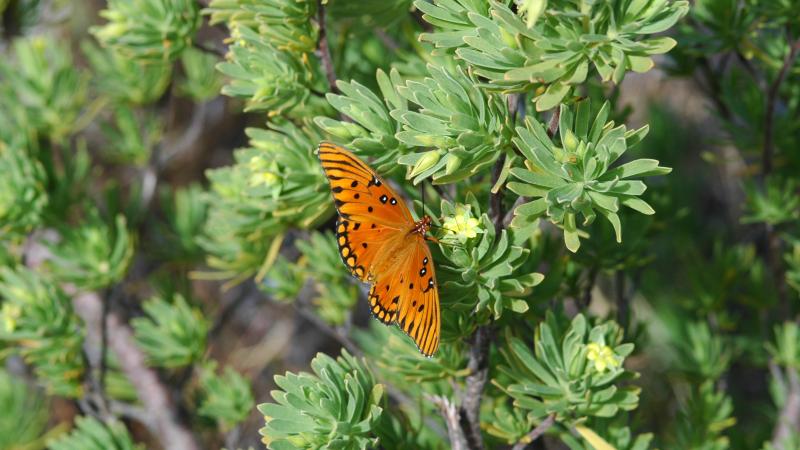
{"left": 0, "top": 0, "right": 799, "bottom": 449}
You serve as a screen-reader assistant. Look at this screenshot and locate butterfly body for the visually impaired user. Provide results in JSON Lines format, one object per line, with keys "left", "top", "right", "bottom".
{"left": 318, "top": 142, "right": 440, "bottom": 356}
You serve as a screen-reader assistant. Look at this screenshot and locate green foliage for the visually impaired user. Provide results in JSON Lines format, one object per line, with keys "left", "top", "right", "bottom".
{"left": 438, "top": 197, "right": 544, "bottom": 319}
{"left": 178, "top": 47, "right": 224, "bottom": 101}
{"left": 497, "top": 314, "right": 639, "bottom": 424}
{"left": 197, "top": 362, "right": 255, "bottom": 431}
{"left": 508, "top": 100, "right": 668, "bottom": 252}
{"left": 0, "top": 34, "right": 87, "bottom": 141}
{"left": 0, "top": 141, "right": 47, "bottom": 236}
{"left": 328, "top": 0, "right": 413, "bottom": 27}
{"left": 159, "top": 183, "right": 209, "bottom": 261}
{"left": 785, "top": 241, "right": 800, "bottom": 296}
{"left": 48, "top": 416, "right": 142, "bottom": 450}
{"left": 82, "top": 41, "right": 171, "bottom": 104}
{"left": 484, "top": 400, "right": 536, "bottom": 444}
{"left": 258, "top": 351, "right": 384, "bottom": 450}
{"left": 394, "top": 64, "right": 512, "bottom": 184}
{"left": 0, "top": 370, "right": 49, "bottom": 450}
{"left": 45, "top": 214, "right": 134, "bottom": 291}
{"left": 92, "top": 0, "right": 201, "bottom": 62}
{"left": 674, "top": 321, "right": 732, "bottom": 381}
{"left": 217, "top": 25, "right": 324, "bottom": 115}
{"left": 356, "top": 322, "right": 468, "bottom": 384}
{"left": 419, "top": 0, "right": 688, "bottom": 109}
{"left": 742, "top": 178, "right": 800, "bottom": 226}
{"left": 201, "top": 120, "right": 332, "bottom": 281}
{"left": 3, "top": 0, "right": 799, "bottom": 449}
{"left": 131, "top": 293, "right": 209, "bottom": 368}
{"left": 672, "top": 381, "right": 735, "bottom": 450}
{"left": 561, "top": 418, "right": 654, "bottom": 450}
{"left": 315, "top": 68, "right": 408, "bottom": 174}
{"left": 261, "top": 255, "right": 305, "bottom": 302}
{"left": 296, "top": 231, "right": 359, "bottom": 325}
{"left": 99, "top": 105, "right": 163, "bottom": 165}
{"left": 767, "top": 322, "right": 800, "bottom": 369}
{"left": 0, "top": 267, "right": 84, "bottom": 397}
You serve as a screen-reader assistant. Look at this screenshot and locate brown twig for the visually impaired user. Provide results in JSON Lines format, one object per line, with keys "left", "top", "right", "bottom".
{"left": 615, "top": 270, "right": 630, "bottom": 330}
{"left": 761, "top": 36, "right": 800, "bottom": 316}
{"left": 762, "top": 36, "right": 800, "bottom": 176}
{"left": 461, "top": 326, "right": 491, "bottom": 450}
{"left": 293, "top": 303, "right": 364, "bottom": 357}
{"left": 70, "top": 292, "right": 201, "bottom": 450}
{"left": 512, "top": 413, "right": 557, "bottom": 450}
{"left": 426, "top": 394, "right": 469, "bottom": 450}
{"left": 316, "top": 0, "right": 339, "bottom": 95}
{"left": 457, "top": 150, "right": 511, "bottom": 450}
{"left": 580, "top": 267, "right": 599, "bottom": 311}
{"left": 26, "top": 237, "right": 200, "bottom": 450}
{"left": 546, "top": 108, "right": 560, "bottom": 139}
{"left": 770, "top": 362, "right": 800, "bottom": 449}
{"left": 490, "top": 155, "right": 507, "bottom": 234}
{"left": 375, "top": 28, "right": 400, "bottom": 52}
{"left": 411, "top": 7, "right": 433, "bottom": 33}
{"left": 194, "top": 40, "right": 226, "bottom": 58}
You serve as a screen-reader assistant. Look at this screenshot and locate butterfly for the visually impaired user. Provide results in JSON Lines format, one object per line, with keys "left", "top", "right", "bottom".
{"left": 317, "top": 142, "right": 440, "bottom": 356}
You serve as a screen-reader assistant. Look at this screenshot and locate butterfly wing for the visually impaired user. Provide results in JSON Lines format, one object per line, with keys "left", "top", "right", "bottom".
{"left": 320, "top": 141, "right": 413, "bottom": 283}
{"left": 319, "top": 141, "right": 440, "bottom": 356}
{"left": 318, "top": 142, "right": 413, "bottom": 226}
{"left": 369, "top": 238, "right": 440, "bottom": 356}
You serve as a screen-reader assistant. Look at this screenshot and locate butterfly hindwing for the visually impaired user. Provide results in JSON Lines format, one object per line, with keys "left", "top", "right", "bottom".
{"left": 394, "top": 242, "right": 440, "bottom": 356}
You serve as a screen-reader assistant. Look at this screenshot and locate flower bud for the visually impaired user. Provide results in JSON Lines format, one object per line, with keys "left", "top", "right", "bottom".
{"left": 409, "top": 150, "right": 442, "bottom": 177}
{"left": 444, "top": 154, "right": 462, "bottom": 175}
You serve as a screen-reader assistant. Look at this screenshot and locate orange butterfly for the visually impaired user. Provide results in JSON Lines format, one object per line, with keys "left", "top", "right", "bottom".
{"left": 317, "top": 142, "right": 440, "bottom": 356}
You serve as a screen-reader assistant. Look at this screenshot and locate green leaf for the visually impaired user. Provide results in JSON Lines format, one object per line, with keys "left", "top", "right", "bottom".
{"left": 131, "top": 294, "right": 209, "bottom": 368}
{"left": 48, "top": 416, "right": 142, "bottom": 450}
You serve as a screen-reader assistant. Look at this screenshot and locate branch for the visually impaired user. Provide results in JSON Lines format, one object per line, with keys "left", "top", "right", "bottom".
{"left": 512, "top": 414, "right": 557, "bottom": 450}
{"left": 411, "top": 7, "right": 433, "bottom": 33}
{"left": 457, "top": 150, "right": 511, "bottom": 450}
{"left": 770, "top": 363, "right": 800, "bottom": 450}
{"left": 546, "top": 107, "right": 560, "bottom": 139}
{"left": 76, "top": 292, "right": 201, "bottom": 450}
{"left": 761, "top": 36, "right": 799, "bottom": 315}
{"left": 293, "top": 303, "right": 364, "bottom": 357}
{"left": 461, "top": 325, "right": 491, "bottom": 450}
{"left": 25, "top": 237, "right": 199, "bottom": 450}
{"left": 762, "top": 36, "right": 800, "bottom": 176}
{"left": 375, "top": 28, "right": 400, "bottom": 52}
{"left": 490, "top": 155, "right": 506, "bottom": 234}
{"left": 615, "top": 270, "right": 630, "bottom": 330}
{"left": 579, "top": 266, "right": 599, "bottom": 311}
{"left": 426, "top": 394, "right": 469, "bottom": 450}
{"left": 316, "top": 0, "right": 339, "bottom": 95}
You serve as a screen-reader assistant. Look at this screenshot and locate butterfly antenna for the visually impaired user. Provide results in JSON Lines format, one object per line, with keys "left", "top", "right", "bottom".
{"left": 421, "top": 182, "right": 426, "bottom": 216}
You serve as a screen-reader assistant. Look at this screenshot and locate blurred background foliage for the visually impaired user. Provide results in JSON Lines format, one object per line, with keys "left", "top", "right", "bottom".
{"left": 0, "top": 0, "right": 799, "bottom": 449}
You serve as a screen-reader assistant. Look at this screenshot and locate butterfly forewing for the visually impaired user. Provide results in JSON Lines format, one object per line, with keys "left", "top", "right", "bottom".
{"left": 335, "top": 217, "right": 396, "bottom": 282}
{"left": 318, "top": 142, "right": 441, "bottom": 356}
{"left": 318, "top": 142, "right": 413, "bottom": 226}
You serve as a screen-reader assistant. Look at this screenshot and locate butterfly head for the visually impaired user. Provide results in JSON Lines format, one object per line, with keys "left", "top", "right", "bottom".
{"left": 413, "top": 215, "right": 432, "bottom": 236}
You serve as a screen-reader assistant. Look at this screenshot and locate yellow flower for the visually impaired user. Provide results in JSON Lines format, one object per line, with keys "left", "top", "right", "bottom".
{"left": 586, "top": 342, "right": 620, "bottom": 373}
{"left": 442, "top": 205, "right": 482, "bottom": 239}
{"left": 1, "top": 303, "right": 21, "bottom": 333}
{"left": 248, "top": 155, "right": 279, "bottom": 187}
